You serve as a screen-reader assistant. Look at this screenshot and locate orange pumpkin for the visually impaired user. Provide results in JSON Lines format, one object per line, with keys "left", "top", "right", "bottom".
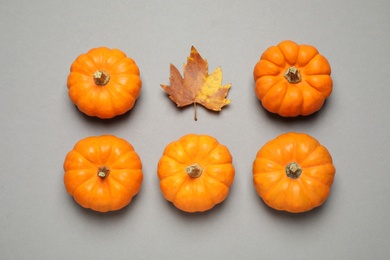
{"left": 253, "top": 132, "right": 335, "bottom": 213}
{"left": 253, "top": 40, "right": 332, "bottom": 117}
{"left": 63, "top": 135, "right": 143, "bottom": 212}
{"left": 157, "top": 134, "right": 235, "bottom": 213}
{"left": 67, "top": 47, "right": 142, "bottom": 119}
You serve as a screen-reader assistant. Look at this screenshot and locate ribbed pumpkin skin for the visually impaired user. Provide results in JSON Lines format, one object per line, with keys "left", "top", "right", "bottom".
{"left": 63, "top": 135, "right": 143, "bottom": 212}
{"left": 67, "top": 47, "right": 142, "bottom": 119}
{"left": 157, "top": 134, "right": 235, "bottom": 213}
{"left": 253, "top": 40, "right": 332, "bottom": 117}
{"left": 253, "top": 132, "right": 335, "bottom": 213}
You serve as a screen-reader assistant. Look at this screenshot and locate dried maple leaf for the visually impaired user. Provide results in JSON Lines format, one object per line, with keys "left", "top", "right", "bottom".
{"left": 161, "top": 46, "right": 231, "bottom": 121}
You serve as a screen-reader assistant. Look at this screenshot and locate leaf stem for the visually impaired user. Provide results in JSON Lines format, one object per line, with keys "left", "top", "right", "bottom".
{"left": 194, "top": 102, "right": 198, "bottom": 121}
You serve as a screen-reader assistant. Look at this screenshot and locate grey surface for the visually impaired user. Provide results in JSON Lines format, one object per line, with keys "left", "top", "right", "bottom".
{"left": 1, "top": 0, "right": 389, "bottom": 259}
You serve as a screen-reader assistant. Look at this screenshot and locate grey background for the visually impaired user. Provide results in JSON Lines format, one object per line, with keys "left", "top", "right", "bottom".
{"left": 1, "top": 0, "right": 389, "bottom": 259}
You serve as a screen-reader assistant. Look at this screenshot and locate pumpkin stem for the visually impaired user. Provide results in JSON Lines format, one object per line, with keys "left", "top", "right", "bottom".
{"left": 285, "top": 162, "right": 302, "bottom": 179}
{"left": 284, "top": 66, "right": 301, "bottom": 84}
{"left": 97, "top": 166, "right": 110, "bottom": 178}
{"left": 185, "top": 163, "right": 203, "bottom": 178}
{"left": 94, "top": 70, "right": 110, "bottom": 86}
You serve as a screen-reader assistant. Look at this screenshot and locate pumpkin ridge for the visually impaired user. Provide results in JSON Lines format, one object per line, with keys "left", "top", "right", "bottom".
{"left": 73, "top": 177, "right": 99, "bottom": 205}
{"left": 305, "top": 53, "right": 320, "bottom": 76}
{"left": 86, "top": 55, "right": 104, "bottom": 73}
{"left": 256, "top": 77, "right": 284, "bottom": 101}
{"left": 91, "top": 179, "right": 115, "bottom": 212}
{"left": 159, "top": 168, "right": 186, "bottom": 180}
{"left": 110, "top": 151, "right": 142, "bottom": 170}
{"left": 299, "top": 175, "right": 331, "bottom": 208}
{"left": 64, "top": 169, "right": 96, "bottom": 195}
{"left": 300, "top": 164, "right": 335, "bottom": 186}
{"left": 65, "top": 168, "right": 95, "bottom": 175}
{"left": 160, "top": 154, "right": 187, "bottom": 168}
{"left": 108, "top": 48, "right": 125, "bottom": 68}
{"left": 290, "top": 133, "right": 309, "bottom": 161}
{"left": 74, "top": 86, "right": 99, "bottom": 115}
{"left": 67, "top": 81, "right": 92, "bottom": 98}
{"left": 172, "top": 177, "right": 190, "bottom": 205}
{"left": 107, "top": 172, "right": 135, "bottom": 194}
{"left": 286, "top": 179, "right": 317, "bottom": 212}
{"left": 278, "top": 44, "right": 297, "bottom": 67}
{"left": 261, "top": 173, "right": 286, "bottom": 194}
{"left": 110, "top": 56, "right": 135, "bottom": 73}
{"left": 262, "top": 55, "right": 285, "bottom": 69}
{"left": 163, "top": 153, "right": 186, "bottom": 165}
{"left": 264, "top": 178, "right": 288, "bottom": 207}
{"left": 300, "top": 80, "right": 324, "bottom": 97}
{"left": 98, "top": 48, "right": 112, "bottom": 69}
{"left": 294, "top": 179, "right": 316, "bottom": 208}
{"left": 253, "top": 170, "right": 284, "bottom": 176}
{"left": 158, "top": 172, "right": 188, "bottom": 203}
{"left": 277, "top": 83, "right": 294, "bottom": 115}
{"left": 299, "top": 174, "right": 331, "bottom": 188}
{"left": 177, "top": 140, "right": 193, "bottom": 162}
{"left": 285, "top": 179, "right": 296, "bottom": 208}
{"left": 64, "top": 169, "right": 96, "bottom": 181}
{"left": 159, "top": 170, "right": 187, "bottom": 182}
{"left": 303, "top": 75, "right": 332, "bottom": 97}
{"left": 302, "top": 54, "right": 331, "bottom": 76}
{"left": 199, "top": 143, "right": 222, "bottom": 165}
{"left": 299, "top": 145, "right": 324, "bottom": 166}
{"left": 169, "top": 138, "right": 191, "bottom": 162}
{"left": 105, "top": 84, "right": 134, "bottom": 115}
{"left": 296, "top": 45, "right": 319, "bottom": 67}
{"left": 103, "top": 139, "right": 121, "bottom": 166}
{"left": 103, "top": 176, "right": 112, "bottom": 210}
{"left": 301, "top": 163, "right": 334, "bottom": 171}
{"left": 68, "top": 71, "right": 93, "bottom": 83}
{"left": 277, "top": 46, "right": 289, "bottom": 66}
{"left": 202, "top": 169, "right": 229, "bottom": 188}
{"left": 253, "top": 157, "right": 285, "bottom": 173}
{"left": 301, "top": 54, "right": 320, "bottom": 74}
{"left": 296, "top": 44, "right": 305, "bottom": 67}
{"left": 200, "top": 176, "right": 216, "bottom": 204}
{"left": 97, "top": 87, "right": 117, "bottom": 118}
{"left": 74, "top": 54, "right": 96, "bottom": 75}
{"left": 256, "top": 151, "right": 286, "bottom": 168}
{"left": 71, "top": 150, "right": 99, "bottom": 169}
{"left": 106, "top": 83, "right": 128, "bottom": 115}
{"left": 86, "top": 48, "right": 110, "bottom": 68}
{"left": 111, "top": 64, "right": 140, "bottom": 79}
{"left": 291, "top": 137, "right": 299, "bottom": 162}
{"left": 109, "top": 74, "right": 140, "bottom": 91}
{"left": 262, "top": 80, "right": 287, "bottom": 112}
{"left": 289, "top": 134, "right": 319, "bottom": 162}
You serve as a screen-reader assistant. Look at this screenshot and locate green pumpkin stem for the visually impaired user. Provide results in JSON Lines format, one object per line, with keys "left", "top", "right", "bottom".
{"left": 94, "top": 70, "right": 110, "bottom": 86}
{"left": 97, "top": 166, "right": 110, "bottom": 178}
{"left": 185, "top": 163, "right": 203, "bottom": 178}
{"left": 284, "top": 66, "right": 301, "bottom": 84}
{"left": 285, "top": 162, "right": 302, "bottom": 179}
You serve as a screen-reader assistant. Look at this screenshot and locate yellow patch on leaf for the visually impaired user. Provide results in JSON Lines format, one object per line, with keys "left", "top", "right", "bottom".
{"left": 161, "top": 46, "right": 231, "bottom": 121}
